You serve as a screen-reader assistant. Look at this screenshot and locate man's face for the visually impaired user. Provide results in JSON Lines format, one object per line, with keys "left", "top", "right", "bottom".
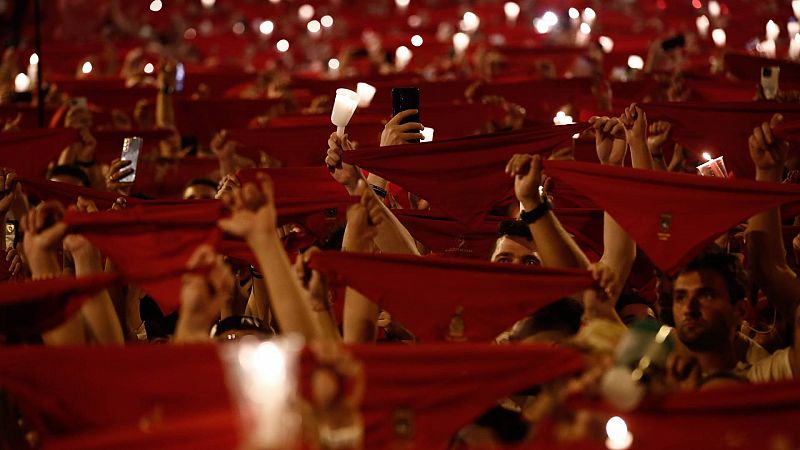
{"left": 183, "top": 184, "right": 217, "bottom": 200}
{"left": 490, "top": 236, "right": 540, "bottom": 266}
{"left": 672, "top": 269, "right": 743, "bottom": 352}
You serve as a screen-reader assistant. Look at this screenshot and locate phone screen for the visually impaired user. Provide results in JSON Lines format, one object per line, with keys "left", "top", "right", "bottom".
{"left": 120, "top": 137, "right": 143, "bottom": 183}
{"left": 391, "top": 87, "right": 421, "bottom": 143}
{"left": 761, "top": 66, "right": 780, "bottom": 100}
{"left": 175, "top": 63, "right": 185, "bottom": 93}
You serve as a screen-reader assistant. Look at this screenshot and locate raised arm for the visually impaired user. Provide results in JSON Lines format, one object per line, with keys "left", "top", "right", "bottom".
{"left": 505, "top": 153, "right": 590, "bottom": 269}
{"left": 326, "top": 131, "right": 420, "bottom": 255}
{"left": 341, "top": 181, "right": 384, "bottom": 343}
{"left": 217, "top": 175, "right": 319, "bottom": 340}
{"left": 590, "top": 116, "right": 637, "bottom": 284}
{"left": 745, "top": 113, "right": 800, "bottom": 376}
{"left": 174, "top": 245, "right": 234, "bottom": 343}
{"left": 63, "top": 197, "right": 124, "bottom": 345}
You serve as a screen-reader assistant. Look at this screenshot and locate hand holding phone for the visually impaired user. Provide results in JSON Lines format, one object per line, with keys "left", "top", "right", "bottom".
{"left": 391, "top": 87, "right": 422, "bottom": 143}
{"left": 119, "top": 137, "right": 142, "bottom": 183}
{"left": 4, "top": 220, "right": 17, "bottom": 251}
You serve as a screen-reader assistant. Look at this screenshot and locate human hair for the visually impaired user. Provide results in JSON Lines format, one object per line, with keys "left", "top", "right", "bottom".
{"left": 677, "top": 247, "right": 748, "bottom": 304}
{"left": 489, "top": 219, "right": 533, "bottom": 257}
{"left": 184, "top": 178, "right": 218, "bottom": 191}
{"left": 47, "top": 164, "right": 91, "bottom": 187}
{"left": 509, "top": 297, "right": 584, "bottom": 341}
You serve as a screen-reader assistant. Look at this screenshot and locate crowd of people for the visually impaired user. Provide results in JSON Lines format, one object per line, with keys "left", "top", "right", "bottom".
{"left": 1, "top": 0, "right": 800, "bottom": 449}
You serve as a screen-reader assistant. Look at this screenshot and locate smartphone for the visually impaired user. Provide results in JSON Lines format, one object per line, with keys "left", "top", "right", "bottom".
{"left": 4, "top": 220, "right": 17, "bottom": 251}
{"left": 175, "top": 62, "right": 185, "bottom": 93}
{"left": 660, "top": 34, "right": 686, "bottom": 52}
{"left": 761, "top": 66, "right": 780, "bottom": 100}
{"left": 120, "top": 137, "right": 143, "bottom": 183}
{"left": 391, "top": 87, "right": 421, "bottom": 143}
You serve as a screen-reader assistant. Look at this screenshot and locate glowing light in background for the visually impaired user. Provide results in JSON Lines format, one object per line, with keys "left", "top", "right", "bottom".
{"left": 276, "top": 39, "right": 290, "bottom": 52}
{"left": 605, "top": 416, "right": 633, "bottom": 450}
{"left": 298, "top": 4, "right": 315, "bottom": 21}
{"left": 14, "top": 73, "right": 30, "bottom": 92}
{"left": 712, "top": 28, "right": 726, "bottom": 47}
{"left": 504, "top": 2, "right": 520, "bottom": 24}
{"left": 599, "top": 36, "right": 614, "bottom": 53}
{"left": 696, "top": 15, "right": 710, "bottom": 37}
{"left": 328, "top": 58, "right": 340, "bottom": 70}
{"left": 81, "top": 61, "right": 93, "bottom": 74}
{"left": 143, "top": 62, "right": 154, "bottom": 74}
{"left": 411, "top": 34, "right": 423, "bottom": 47}
{"left": 627, "top": 55, "right": 644, "bottom": 70}
{"left": 259, "top": 20, "right": 274, "bottom": 35}
{"left": 321, "top": 15, "right": 334, "bottom": 28}
{"left": 307, "top": 20, "right": 321, "bottom": 33}
{"left": 149, "top": 0, "right": 162, "bottom": 12}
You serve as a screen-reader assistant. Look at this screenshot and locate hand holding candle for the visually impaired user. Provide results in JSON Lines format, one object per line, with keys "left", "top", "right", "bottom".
{"left": 331, "top": 88, "right": 361, "bottom": 138}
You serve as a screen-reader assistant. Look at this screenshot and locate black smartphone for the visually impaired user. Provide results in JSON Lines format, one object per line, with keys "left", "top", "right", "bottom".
{"left": 661, "top": 34, "right": 686, "bottom": 52}
{"left": 391, "top": 87, "right": 421, "bottom": 143}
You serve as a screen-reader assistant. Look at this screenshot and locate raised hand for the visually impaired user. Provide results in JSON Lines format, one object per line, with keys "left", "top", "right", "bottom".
{"left": 5, "top": 247, "right": 27, "bottom": 279}
{"left": 647, "top": 121, "right": 672, "bottom": 155}
{"left": 218, "top": 174, "right": 278, "bottom": 242}
{"left": 380, "top": 109, "right": 424, "bottom": 146}
{"left": 106, "top": 158, "right": 133, "bottom": 195}
{"left": 325, "top": 131, "right": 362, "bottom": 194}
{"left": 342, "top": 180, "right": 383, "bottom": 252}
{"left": 63, "top": 197, "right": 100, "bottom": 263}
{"left": 176, "top": 245, "right": 235, "bottom": 342}
{"left": 210, "top": 130, "right": 237, "bottom": 161}
{"left": 589, "top": 116, "right": 626, "bottom": 166}
{"left": 749, "top": 113, "right": 788, "bottom": 181}
{"left": 505, "top": 153, "right": 544, "bottom": 211}
{"left": 20, "top": 201, "right": 67, "bottom": 278}
{"left": 0, "top": 167, "right": 18, "bottom": 218}
{"left": 620, "top": 103, "right": 648, "bottom": 146}
{"left": 215, "top": 174, "right": 240, "bottom": 200}
{"left": 292, "top": 246, "right": 331, "bottom": 311}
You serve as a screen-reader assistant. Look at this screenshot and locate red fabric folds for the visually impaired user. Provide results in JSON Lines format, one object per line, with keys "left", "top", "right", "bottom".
{"left": 350, "top": 343, "right": 585, "bottom": 449}
{"left": 0, "top": 128, "right": 77, "bottom": 179}
{"left": 63, "top": 202, "right": 223, "bottom": 310}
{"left": 0, "top": 344, "right": 239, "bottom": 450}
{"left": 308, "top": 251, "right": 595, "bottom": 342}
{"left": 21, "top": 177, "right": 125, "bottom": 210}
{"left": 642, "top": 102, "right": 800, "bottom": 179}
{"left": 342, "top": 123, "right": 586, "bottom": 227}
{"left": 543, "top": 160, "right": 800, "bottom": 273}
{"left": 0, "top": 273, "right": 119, "bottom": 335}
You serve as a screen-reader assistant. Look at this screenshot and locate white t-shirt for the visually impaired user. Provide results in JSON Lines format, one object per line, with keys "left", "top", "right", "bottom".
{"left": 737, "top": 347, "right": 794, "bottom": 383}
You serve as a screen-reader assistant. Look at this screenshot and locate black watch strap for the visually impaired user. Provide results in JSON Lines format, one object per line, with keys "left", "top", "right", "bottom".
{"left": 519, "top": 198, "right": 552, "bottom": 224}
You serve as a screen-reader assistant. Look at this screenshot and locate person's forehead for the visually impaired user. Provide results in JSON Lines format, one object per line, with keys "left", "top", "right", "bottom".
{"left": 674, "top": 269, "right": 725, "bottom": 290}
{"left": 493, "top": 235, "right": 536, "bottom": 256}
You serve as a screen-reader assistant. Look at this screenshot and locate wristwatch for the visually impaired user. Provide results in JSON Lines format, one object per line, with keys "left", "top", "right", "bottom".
{"left": 520, "top": 197, "right": 552, "bottom": 224}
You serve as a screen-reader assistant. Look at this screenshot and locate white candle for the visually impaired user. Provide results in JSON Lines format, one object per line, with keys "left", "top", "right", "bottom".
{"left": 14, "top": 73, "right": 30, "bottom": 93}
{"left": 758, "top": 39, "right": 776, "bottom": 58}
{"left": 696, "top": 15, "right": 709, "bottom": 37}
{"left": 298, "top": 4, "right": 314, "bottom": 21}
{"left": 789, "top": 19, "right": 800, "bottom": 36}
{"left": 395, "top": 46, "right": 412, "bottom": 70}
{"left": 598, "top": 36, "right": 614, "bottom": 53}
{"left": 356, "top": 82, "right": 376, "bottom": 107}
{"left": 627, "top": 55, "right": 644, "bottom": 70}
{"left": 712, "top": 28, "right": 726, "bottom": 48}
{"left": 582, "top": 7, "right": 596, "bottom": 26}
{"left": 395, "top": 0, "right": 410, "bottom": 12}
{"left": 453, "top": 32, "right": 470, "bottom": 56}
{"left": 708, "top": 0, "right": 721, "bottom": 18}
{"left": 766, "top": 20, "right": 780, "bottom": 41}
{"left": 504, "top": 2, "right": 520, "bottom": 25}
{"left": 790, "top": 34, "right": 800, "bottom": 60}
{"left": 421, "top": 127, "right": 434, "bottom": 142}
{"left": 331, "top": 88, "right": 360, "bottom": 137}
{"left": 461, "top": 11, "right": 480, "bottom": 33}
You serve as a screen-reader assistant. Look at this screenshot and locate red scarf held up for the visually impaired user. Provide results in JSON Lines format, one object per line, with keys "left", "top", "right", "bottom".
{"left": 642, "top": 102, "right": 800, "bottom": 180}
{"left": 0, "top": 344, "right": 239, "bottom": 450}
{"left": 342, "top": 123, "right": 587, "bottom": 227}
{"left": 0, "top": 273, "right": 119, "bottom": 335}
{"left": 393, "top": 208, "right": 604, "bottom": 261}
{"left": 0, "top": 342, "right": 582, "bottom": 450}
{"left": 0, "top": 128, "right": 77, "bottom": 179}
{"left": 349, "top": 343, "right": 585, "bottom": 449}
{"left": 63, "top": 201, "right": 224, "bottom": 311}
{"left": 543, "top": 160, "right": 800, "bottom": 274}
{"left": 308, "top": 251, "right": 596, "bottom": 342}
